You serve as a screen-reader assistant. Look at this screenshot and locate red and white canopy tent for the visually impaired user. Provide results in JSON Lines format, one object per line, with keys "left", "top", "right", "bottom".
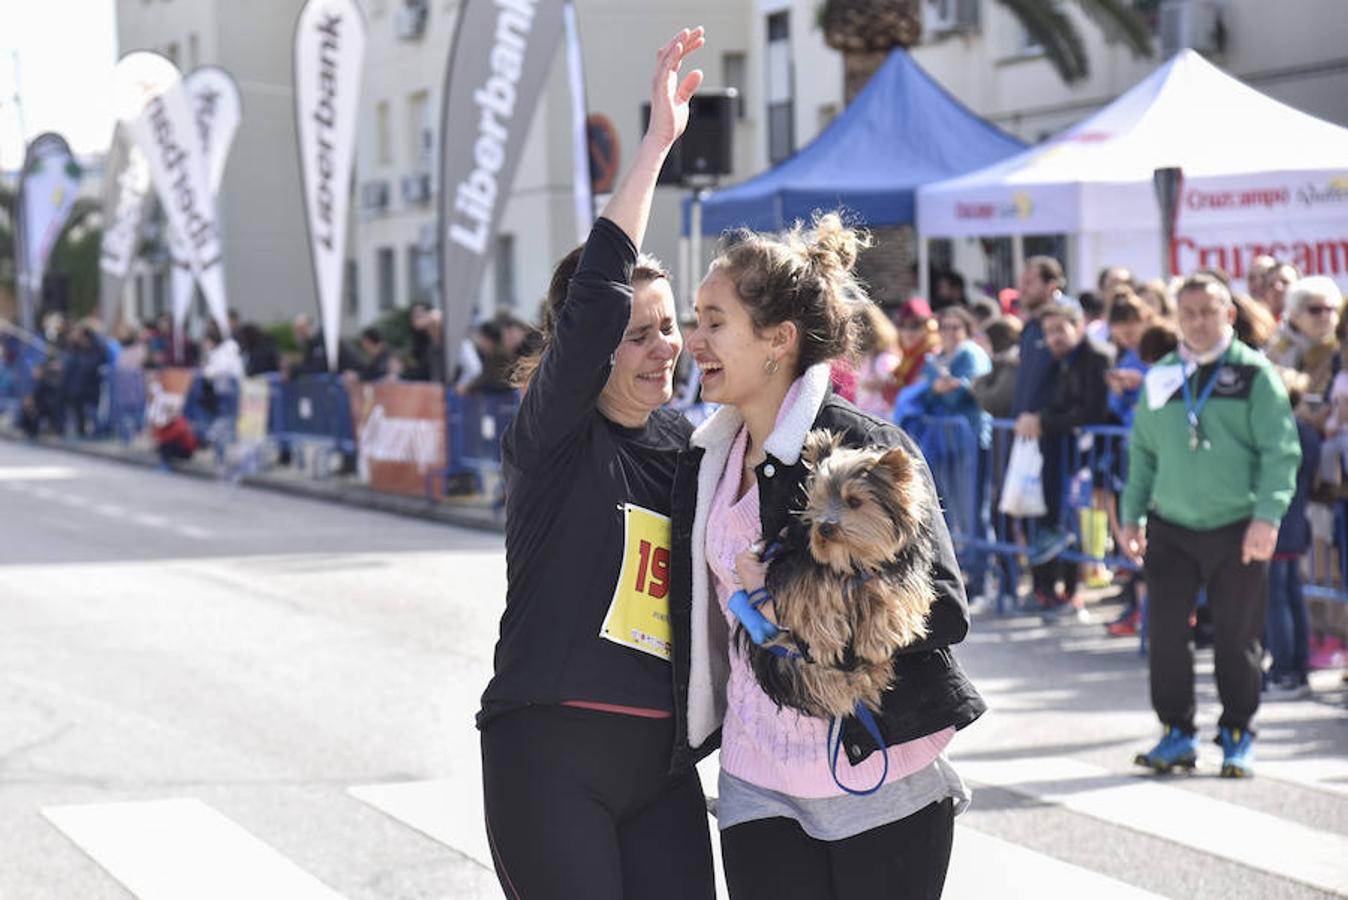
{"left": 916, "top": 50, "right": 1348, "bottom": 293}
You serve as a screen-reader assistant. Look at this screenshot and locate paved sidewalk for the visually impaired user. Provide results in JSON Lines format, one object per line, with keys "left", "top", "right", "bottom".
{"left": 0, "top": 426, "right": 506, "bottom": 533}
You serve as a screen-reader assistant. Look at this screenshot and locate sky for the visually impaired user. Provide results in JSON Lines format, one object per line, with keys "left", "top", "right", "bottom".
{"left": 0, "top": 0, "right": 119, "bottom": 167}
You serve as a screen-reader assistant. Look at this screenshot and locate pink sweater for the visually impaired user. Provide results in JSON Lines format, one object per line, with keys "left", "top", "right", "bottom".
{"left": 706, "top": 386, "right": 953, "bottom": 798}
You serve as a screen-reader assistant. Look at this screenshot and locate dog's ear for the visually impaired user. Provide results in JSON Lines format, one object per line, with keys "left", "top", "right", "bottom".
{"left": 801, "top": 429, "right": 842, "bottom": 468}
{"left": 874, "top": 444, "right": 915, "bottom": 486}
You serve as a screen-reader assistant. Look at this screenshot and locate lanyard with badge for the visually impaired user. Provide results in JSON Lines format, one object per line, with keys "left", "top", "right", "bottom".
{"left": 1180, "top": 347, "right": 1230, "bottom": 452}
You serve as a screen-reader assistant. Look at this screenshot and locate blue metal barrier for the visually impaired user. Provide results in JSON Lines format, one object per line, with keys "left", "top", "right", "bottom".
{"left": 106, "top": 369, "right": 147, "bottom": 443}
{"left": 428, "top": 390, "right": 519, "bottom": 504}
{"left": 914, "top": 415, "right": 1348, "bottom": 635}
{"left": 270, "top": 373, "right": 357, "bottom": 477}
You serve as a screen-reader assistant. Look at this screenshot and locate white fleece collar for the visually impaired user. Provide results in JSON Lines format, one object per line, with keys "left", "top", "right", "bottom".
{"left": 684, "top": 362, "right": 832, "bottom": 746}
{"left": 690, "top": 363, "right": 832, "bottom": 460}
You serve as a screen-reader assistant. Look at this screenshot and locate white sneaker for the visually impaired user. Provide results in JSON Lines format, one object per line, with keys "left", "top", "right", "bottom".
{"left": 1263, "top": 677, "right": 1310, "bottom": 701}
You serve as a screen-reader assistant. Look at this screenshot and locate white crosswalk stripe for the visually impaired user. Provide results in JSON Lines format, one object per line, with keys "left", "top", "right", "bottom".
{"left": 39, "top": 761, "right": 1348, "bottom": 900}
{"left": 954, "top": 754, "right": 1348, "bottom": 897}
{"left": 350, "top": 771, "right": 1177, "bottom": 900}
{"left": 43, "top": 798, "right": 344, "bottom": 900}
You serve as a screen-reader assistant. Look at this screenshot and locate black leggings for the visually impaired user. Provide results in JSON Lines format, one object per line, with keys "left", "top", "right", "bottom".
{"left": 721, "top": 798, "right": 955, "bottom": 900}
{"left": 480, "top": 704, "right": 715, "bottom": 900}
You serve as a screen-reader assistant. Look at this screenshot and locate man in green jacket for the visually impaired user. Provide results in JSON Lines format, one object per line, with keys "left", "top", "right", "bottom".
{"left": 1121, "top": 273, "right": 1300, "bottom": 778}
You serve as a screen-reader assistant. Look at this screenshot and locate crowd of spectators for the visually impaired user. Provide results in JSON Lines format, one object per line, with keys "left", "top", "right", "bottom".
{"left": 811, "top": 253, "right": 1346, "bottom": 702}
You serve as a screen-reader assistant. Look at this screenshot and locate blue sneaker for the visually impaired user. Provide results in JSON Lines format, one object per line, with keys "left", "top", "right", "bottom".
{"left": 1134, "top": 726, "right": 1199, "bottom": 773}
{"left": 1217, "top": 727, "right": 1254, "bottom": 778}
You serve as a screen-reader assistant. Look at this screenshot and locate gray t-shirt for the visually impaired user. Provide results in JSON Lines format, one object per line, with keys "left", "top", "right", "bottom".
{"left": 716, "top": 755, "right": 970, "bottom": 841}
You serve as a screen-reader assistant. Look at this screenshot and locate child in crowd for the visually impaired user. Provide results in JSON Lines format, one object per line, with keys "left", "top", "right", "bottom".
{"left": 854, "top": 303, "right": 901, "bottom": 418}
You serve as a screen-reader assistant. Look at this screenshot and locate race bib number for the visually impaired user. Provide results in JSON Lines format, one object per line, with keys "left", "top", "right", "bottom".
{"left": 599, "top": 504, "right": 673, "bottom": 661}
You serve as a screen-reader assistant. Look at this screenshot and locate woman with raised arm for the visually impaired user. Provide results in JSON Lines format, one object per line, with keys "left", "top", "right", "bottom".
{"left": 477, "top": 27, "right": 716, "bottom": 900}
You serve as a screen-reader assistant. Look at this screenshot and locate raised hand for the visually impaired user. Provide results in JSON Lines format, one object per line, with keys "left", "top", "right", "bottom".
{"left": 644, "top": 27, "right": 705, "bottom": 151}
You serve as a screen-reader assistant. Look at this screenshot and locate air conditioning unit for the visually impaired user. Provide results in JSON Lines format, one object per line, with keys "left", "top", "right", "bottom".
{"left": 1160, "top": 0, "right": 1223, "bottom": 57}
{"left": 401, "top": 172, "right": 432, "bottom": 205}
{"left": 924, "top": 0, "right": 979, "bottom": 37}
{"left": 395, "top": 0, "right": 428, "bottom": 40}
{"left": 361, "top": 180, "right": 391, "bottom": 213}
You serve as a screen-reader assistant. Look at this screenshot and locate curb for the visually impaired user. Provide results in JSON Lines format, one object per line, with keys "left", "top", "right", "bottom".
{"left": 1, "top": 431, "right": 506, "bottom": 534}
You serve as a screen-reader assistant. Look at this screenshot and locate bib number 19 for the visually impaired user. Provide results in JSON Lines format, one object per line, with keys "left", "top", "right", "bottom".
{"left": 634, "top": 540, "right": 669, "bottom": 599}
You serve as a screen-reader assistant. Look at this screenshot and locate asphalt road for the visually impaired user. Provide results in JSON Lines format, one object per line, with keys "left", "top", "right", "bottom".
{"left": 2, "top": 438, "right": 1345, "bottom": 899}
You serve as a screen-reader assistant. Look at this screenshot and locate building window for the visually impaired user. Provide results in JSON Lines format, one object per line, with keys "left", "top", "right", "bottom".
{"left": 344, "top": 259, "right": 359, "bottom": 316}
{"left": 406, "top": 244, "right": 436, "bottom": 307}
{"left": 722, "top": 51, "right": 747, "bottom": 118}
{"left": 377, "top": 247, "right": 396, "bottom": 310}
{"left": 494, "top": 233, "right": 516, "bottom": 310}
{"left": 376, "top": 100, "right": 392, "bottom": 166}
{"left": 765, "top": 12, "right": 794, "bottom": 164}
{"left": 407, "top": 89, "right": 431, "bottom": 169}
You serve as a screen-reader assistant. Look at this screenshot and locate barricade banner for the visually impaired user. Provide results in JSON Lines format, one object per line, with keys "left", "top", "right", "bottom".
{"left": 349, "top": 381, "right": 447, "bottom": 498}
{"left": 294, "top": 0, "right": 367, "bottom": 372}
{"left": 237, "top": 376, "right": 271, "bottom": 443}
{"left": 144, "top": 367, "right": 196, "bottom": 427}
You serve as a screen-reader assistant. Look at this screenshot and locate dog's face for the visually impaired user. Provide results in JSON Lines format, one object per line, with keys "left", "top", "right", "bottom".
{"left": 800, "top": 430, "right": 928, "bottom": 574}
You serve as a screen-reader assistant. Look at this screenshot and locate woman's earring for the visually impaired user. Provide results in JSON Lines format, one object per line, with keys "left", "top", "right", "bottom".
{"left": 763, "top": 356, "right": 780, "bottom": 376}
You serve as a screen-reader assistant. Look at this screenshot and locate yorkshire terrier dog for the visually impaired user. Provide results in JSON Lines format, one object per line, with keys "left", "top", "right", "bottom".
{"left": 746, "top": 429, "right": 938, "bottom": 719}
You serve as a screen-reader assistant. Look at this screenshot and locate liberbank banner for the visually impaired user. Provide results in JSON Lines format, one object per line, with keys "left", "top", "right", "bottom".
{"left": 295, "top": 0, "right": 367, "bottom": 372}
{"left": 438, "top": 0, "right": 569, "bottom": 381}
{"left": 170, "top": 66, "right": 243, "bottom": 332}
{"left": 99, "top": 125, "right": 153, "bottom": 332}
{"left": 113, "top": 52, "right": 231, "bottom": 335}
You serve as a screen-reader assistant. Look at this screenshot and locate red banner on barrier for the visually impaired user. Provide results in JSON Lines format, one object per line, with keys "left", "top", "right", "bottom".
{"left": 348, "top": 381, "right": 446, "bottom": 499}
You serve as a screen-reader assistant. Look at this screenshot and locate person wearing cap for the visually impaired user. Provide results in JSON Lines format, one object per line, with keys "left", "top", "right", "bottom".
{"left": 891, "top": 297, "right": 938, "bottom": 390}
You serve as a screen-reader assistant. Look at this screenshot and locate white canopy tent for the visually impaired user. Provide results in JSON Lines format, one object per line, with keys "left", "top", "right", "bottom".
{"left": 916, "top": 50, "right": 1348, "bottom": 292}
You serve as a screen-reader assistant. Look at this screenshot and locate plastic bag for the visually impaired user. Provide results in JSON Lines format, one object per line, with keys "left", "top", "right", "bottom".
{"left": 999, "top": 436, "right": 1047, "bottom": 518}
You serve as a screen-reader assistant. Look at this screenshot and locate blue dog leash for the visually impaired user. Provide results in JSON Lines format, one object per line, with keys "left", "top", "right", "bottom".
{"left": 827, "top": 704, "right": 890, "bottom": 796}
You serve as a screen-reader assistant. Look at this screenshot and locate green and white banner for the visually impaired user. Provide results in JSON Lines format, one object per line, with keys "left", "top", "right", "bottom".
{"left": 15, "top": 132, "right": 81, "bottom": 331}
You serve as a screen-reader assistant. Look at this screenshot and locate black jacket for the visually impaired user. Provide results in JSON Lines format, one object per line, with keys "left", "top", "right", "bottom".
{"left": 668, "top": 365, "right": 985, "bottom": 774}
{"left": 1040, "top": 340, "right": 1112, "bottom": 434}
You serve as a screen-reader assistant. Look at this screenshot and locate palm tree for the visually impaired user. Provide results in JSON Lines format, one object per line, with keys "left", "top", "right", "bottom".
{"left": 820, "top": 0, "right": 1154, "bottom": 102}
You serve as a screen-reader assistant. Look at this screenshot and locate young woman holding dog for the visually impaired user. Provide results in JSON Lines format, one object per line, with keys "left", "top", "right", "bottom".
{"left": 670, "top": 216, "right": 986, "bottom": 899}
{"left": 477, "top": 28, "right": 716, "bottom": 900}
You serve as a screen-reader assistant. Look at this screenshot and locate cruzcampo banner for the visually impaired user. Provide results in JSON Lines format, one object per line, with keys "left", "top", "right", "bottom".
{"left": 15, "top": 132, "right": 81, "bottom": 332}
{"left": 438, "top": 0, "right": 569, "bottom": 381}
{"left": 113, "top": 51, "right": 231, "bottom": 336}
{"left": 294, "top": 0, "right": 367, "bottom": 372}
{"left": 99, "top": 124, "right": 154, "bottom": 333}
{"left": 168, "top": 65, "right": 244, "bottom": 334}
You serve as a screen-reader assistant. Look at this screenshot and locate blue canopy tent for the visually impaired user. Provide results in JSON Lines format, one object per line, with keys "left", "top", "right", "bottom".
{"left": 684, "top": 50, "right": 1026, "bottom": 236}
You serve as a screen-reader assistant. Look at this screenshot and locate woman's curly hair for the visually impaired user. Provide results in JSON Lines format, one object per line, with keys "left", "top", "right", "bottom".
{"left": 710, "top": 212, "right": 872, "bottom": 376}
